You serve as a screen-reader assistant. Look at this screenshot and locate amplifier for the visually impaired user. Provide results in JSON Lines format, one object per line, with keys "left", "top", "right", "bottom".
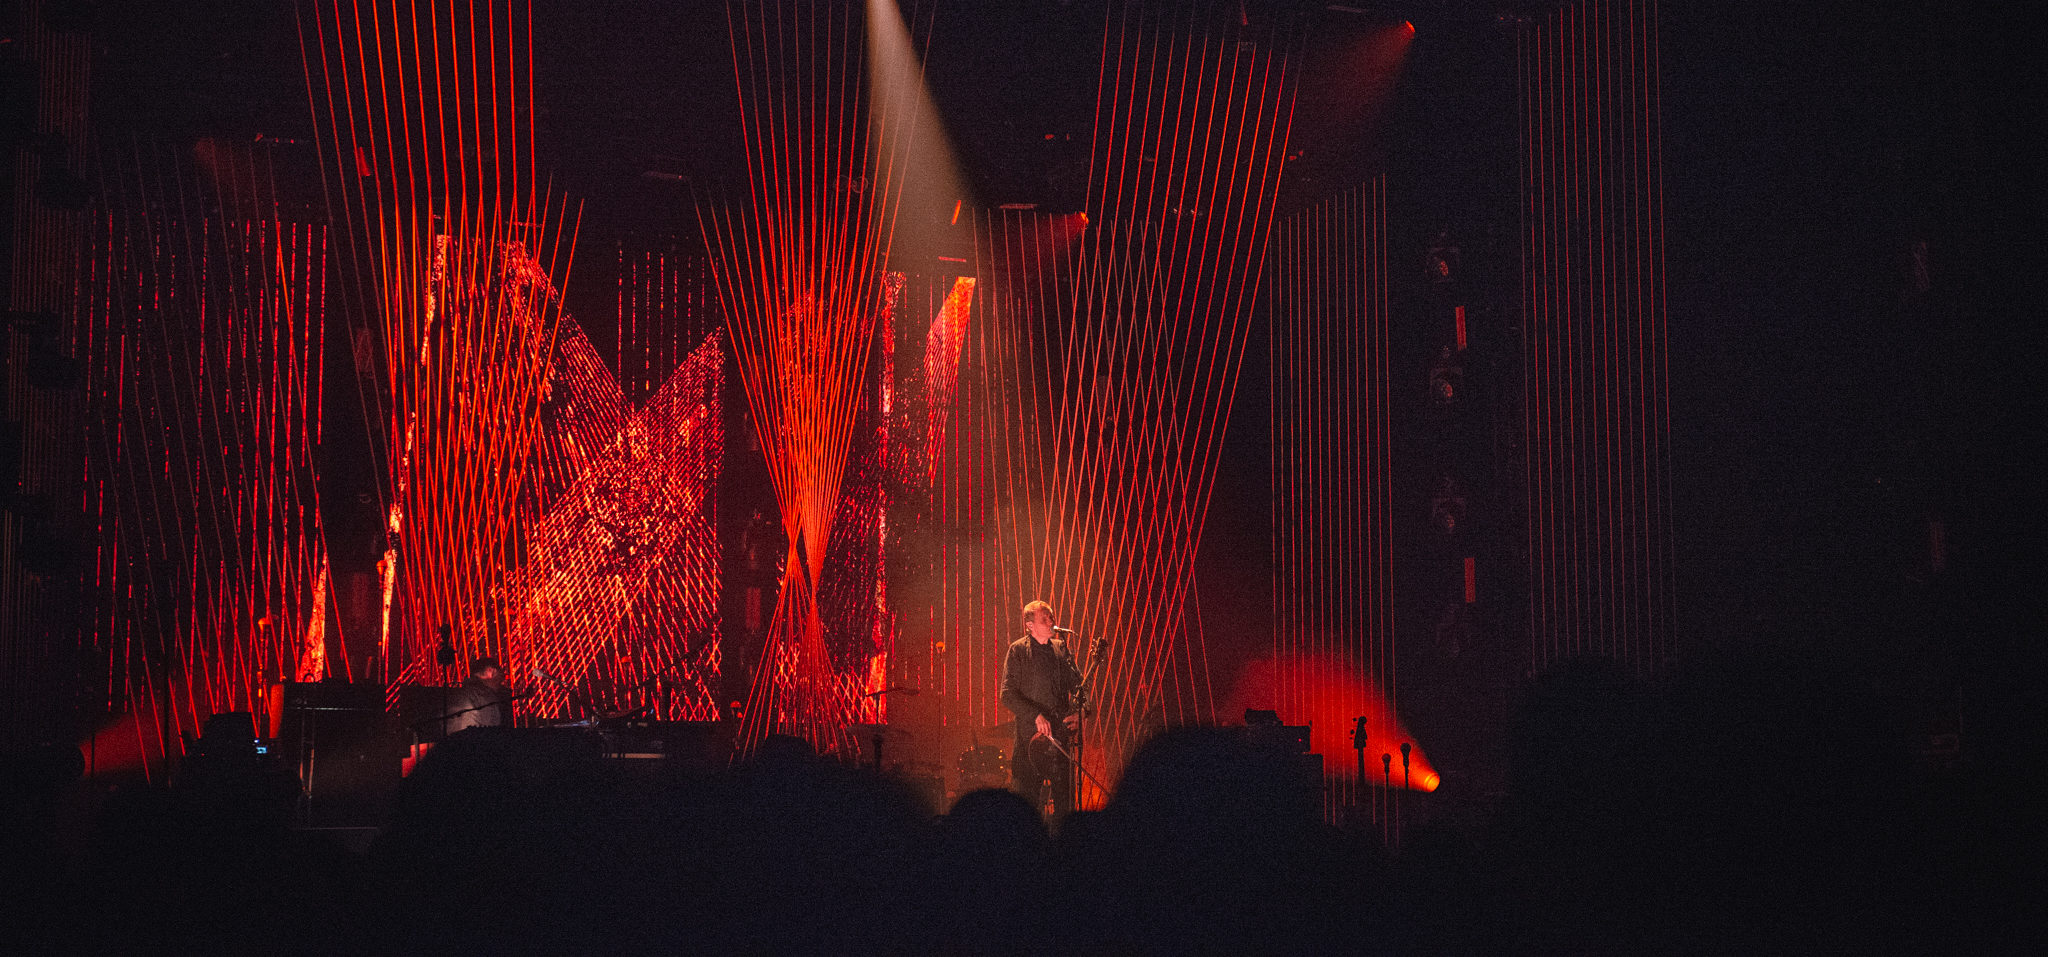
{"left": 271, "top": 682, "right": 399, "bottom": 828}
{"left": 280, "top": 680, "right": 385, "bottom": 712}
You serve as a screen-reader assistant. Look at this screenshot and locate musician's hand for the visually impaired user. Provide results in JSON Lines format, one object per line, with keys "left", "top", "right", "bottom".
{"left": 1035, "top": 714, "right": 1054, "bottom": 739}
{"left": 1063, "top": 713, "right": 1080, "bottom": 731}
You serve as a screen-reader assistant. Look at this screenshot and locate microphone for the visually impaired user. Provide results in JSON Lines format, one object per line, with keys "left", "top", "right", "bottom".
{"left": 1052, "top": 626, "right": 1076, "bottom": 634}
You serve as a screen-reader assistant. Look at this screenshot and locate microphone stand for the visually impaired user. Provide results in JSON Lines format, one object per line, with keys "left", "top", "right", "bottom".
{"left": 1351, "top": 716, "right": 1368, "bottom": 818}
{"left": 1030, "top": 729, "right": 1109, "bottom": 794}
{"left": 1070, "top": 630, "right": 1106, "bottom": 812}
{"left": 1399, "top": 742, "right": 1412, "bottom": 852}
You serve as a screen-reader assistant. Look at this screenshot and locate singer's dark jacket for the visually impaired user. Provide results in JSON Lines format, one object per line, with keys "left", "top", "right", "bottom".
{"left": 999, "top": 635, "right": 1082, "bottom": 749}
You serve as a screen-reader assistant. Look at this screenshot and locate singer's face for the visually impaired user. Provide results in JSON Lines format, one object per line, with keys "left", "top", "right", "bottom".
{"left": 1026, "top": 612, "right": 1056, "bottom": 642}
{"left": 476, "top": 667, "right": 505, "bottom": 689}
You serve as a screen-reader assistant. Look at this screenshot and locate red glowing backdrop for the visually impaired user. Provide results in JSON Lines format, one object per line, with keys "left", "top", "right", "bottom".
{"left": 883, "top": 268, "right": 1002, "bottom": 743}
{"left": 497, "top": 321, "right": 724, "bottom": 720}
{"left": 10, "top": 2, "right": 1642, "bottom": 798}
{"left": 306, "top": 0, "right": 724, "bottom": 719}
{"left": 70, "top": 143, "right": 334, "bottom": 778}
{"left": 304, "top": 0, "right": 580, "bottom": 689}
{"left": 698, "top": 0, "right": 918, "bottom": 755}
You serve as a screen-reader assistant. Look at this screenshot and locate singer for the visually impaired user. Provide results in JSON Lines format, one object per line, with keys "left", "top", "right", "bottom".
{"left": 999, "top": 600, "right": 1083, "bottom": 815}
